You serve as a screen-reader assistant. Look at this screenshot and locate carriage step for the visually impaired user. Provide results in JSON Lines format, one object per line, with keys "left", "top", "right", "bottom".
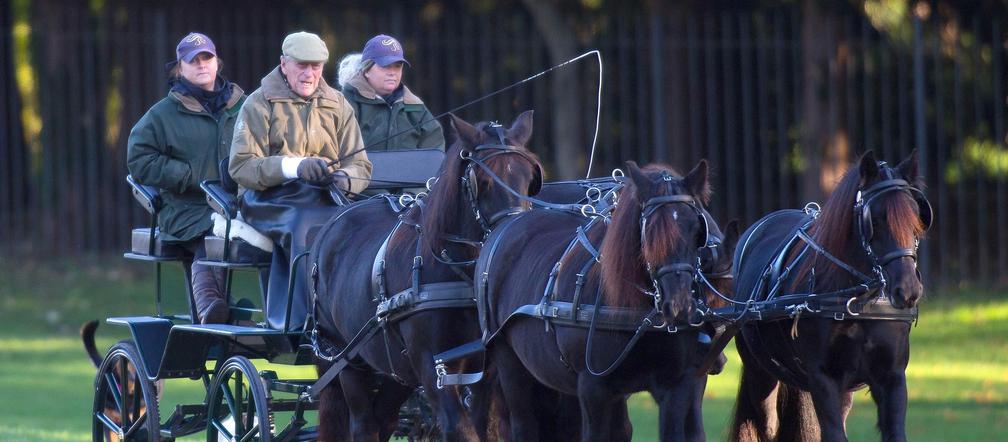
{"left": 433, "top": 340, "right": 486, "bottom": 389}
{"left": 433, "top": 339, "right": 485, "bottom": 365}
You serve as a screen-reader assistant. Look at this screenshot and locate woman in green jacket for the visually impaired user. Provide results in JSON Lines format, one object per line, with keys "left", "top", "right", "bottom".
{"left": 337, "top": 34, "right": 444, "bottom": 151}
{"left": 126, "top": 32, "right": 246, "bottom": 324}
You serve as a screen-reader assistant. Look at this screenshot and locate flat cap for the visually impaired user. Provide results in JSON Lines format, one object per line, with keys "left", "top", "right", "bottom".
{"left": 282, "top": 31, "right": 329, "bottom": 63}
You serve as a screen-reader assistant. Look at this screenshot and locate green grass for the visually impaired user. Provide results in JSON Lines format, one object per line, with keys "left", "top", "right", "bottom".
{"left": 0, "top": 256, "right": 1005, "bottom": 440}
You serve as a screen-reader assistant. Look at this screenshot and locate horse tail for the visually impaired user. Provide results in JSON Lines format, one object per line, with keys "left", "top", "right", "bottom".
{"left": 81, "top": 320, "right": 103, "bottom": 368}
{"left": 774, "top": 383, "right": 820, "bottom": 442}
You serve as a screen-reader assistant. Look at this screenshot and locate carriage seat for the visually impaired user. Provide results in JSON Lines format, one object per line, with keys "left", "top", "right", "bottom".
{"left": 200, "top": 180, "right": 272, "bottom": 266}
{"left": 125, "top": 175, "right": 190, "bottom": 260}
{"left": 363, "top": 148, "right": 445, "bottom": 194}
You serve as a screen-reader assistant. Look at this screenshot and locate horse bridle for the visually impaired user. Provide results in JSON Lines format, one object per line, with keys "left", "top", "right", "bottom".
{"left": 637, "top": 174, "right": 710, "bottom": 328}
{"left": 460, "top": 123, "right": 543, "bottom": 233}
{"left": 853, "top": 162, "right": 933, "bottom": 290}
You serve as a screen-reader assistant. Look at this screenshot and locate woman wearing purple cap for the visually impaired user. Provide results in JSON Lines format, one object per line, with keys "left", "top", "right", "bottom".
{"left": 337, "top": 34, "right": 444, "bottom": 151}
{"left": 127, "top": 32, "right": 246, "bottom": 324}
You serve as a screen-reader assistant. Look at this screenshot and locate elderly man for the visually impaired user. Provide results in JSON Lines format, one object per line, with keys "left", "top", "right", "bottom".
{"left": 230, "top": 31, "right": 371, "bottom": 330}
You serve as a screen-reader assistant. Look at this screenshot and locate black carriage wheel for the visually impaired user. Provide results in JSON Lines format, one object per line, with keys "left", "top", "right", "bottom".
{"left": 206, "top": 356, "right": 273, "bottom": 442}
{"left": 92, "top": 340, "right": 161, "bottom": 441}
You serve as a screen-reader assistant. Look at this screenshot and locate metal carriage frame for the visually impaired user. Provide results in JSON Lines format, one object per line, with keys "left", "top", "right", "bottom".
{"left": 92, "top": 150, "right": 448, "bottom": 442}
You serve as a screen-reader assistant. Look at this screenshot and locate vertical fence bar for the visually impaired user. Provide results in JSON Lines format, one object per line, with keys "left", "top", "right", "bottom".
{"left": 953, "top": 29, "right": 968, "bottom": 284}
{"left": 774, "top": 12, "right": 789, "bottom": 209}
{"left": 972, "top": 16, "right": 989, "bottom": 284}
{"left": 721, "top": 11, "right": 738, "bottom": 218}
{"left": 994, "top": 19, "right": 1007, "bottom": 284}
{"left": 704, "top": 13, "right": 722, "bottom": 216}
{"left": 912, "top": 10, "right": 930, "bottom": 284}
{"left": 755, "top": 13, "right": 772, "bottom": 218}
{"left": 739, "top": 12, "right": 757, "bottom": 223}
{"left": 931, "top": 17, "right": 948, "bottom": 287}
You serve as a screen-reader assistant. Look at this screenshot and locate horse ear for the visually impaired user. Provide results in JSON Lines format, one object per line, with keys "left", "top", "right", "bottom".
{"left": 507, "top": 110, "right": 534, "bottom": 147}
{"left": 683, "top": 160, "right": 711, "bottom": 204}
{"left": 722, "top": 219, "right": 741, "bottom": 252}
{"left": 438, "top": 114, "right": 458, "bottom": 145}
{"left": 624, "top": 161, "right": 650, "bottom": 200}
{"left": 449, "top": 114, "right": 481, "bottom": 146}
{"left": 859, "top": 150, "right": 880, "bottom": 184}
{"left": 897, "top": 148, "right": 923, "bottom": 187}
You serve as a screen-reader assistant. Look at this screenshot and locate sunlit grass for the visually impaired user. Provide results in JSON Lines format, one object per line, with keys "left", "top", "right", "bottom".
{"left": 0, "top": 257, "right": 1004, "bottom": 440}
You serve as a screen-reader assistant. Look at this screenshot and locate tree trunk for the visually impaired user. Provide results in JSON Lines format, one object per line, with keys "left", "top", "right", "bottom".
{"left": 522, "top": 0, "right": 585, "bottom": 179}
{"left": 801, "top": 0, "right": 849, "bottom": 200}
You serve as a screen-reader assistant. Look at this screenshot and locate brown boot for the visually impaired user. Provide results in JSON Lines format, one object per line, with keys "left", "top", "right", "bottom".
{"left": 192, "top": 262, "right": 229, "bottom": 324}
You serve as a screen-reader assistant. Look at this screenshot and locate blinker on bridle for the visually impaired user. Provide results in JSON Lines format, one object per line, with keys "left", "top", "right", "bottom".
{"left": 636, "top": 173, "right": 710, "bottom": 328}
{"left": 460, "top": 122, "right": 540, "bottom": 233}
{"left": 852, "top": 161, "right": 933, "bottom": 298}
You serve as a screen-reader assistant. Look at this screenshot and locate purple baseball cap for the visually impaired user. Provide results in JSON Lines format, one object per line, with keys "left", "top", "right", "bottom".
{"left": 362, "top": 34, "right": 410, "bottom": 67}
{"left": 176, "top": 32, "right": 217, "bottom": 63}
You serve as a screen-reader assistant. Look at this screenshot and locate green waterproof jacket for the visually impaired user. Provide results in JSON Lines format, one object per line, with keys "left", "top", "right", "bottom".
{"left": 342, "top": 75, "right": 445, "bottom": 151}
{"left": 126, "top": 84, "right": 246, "bottom": 242}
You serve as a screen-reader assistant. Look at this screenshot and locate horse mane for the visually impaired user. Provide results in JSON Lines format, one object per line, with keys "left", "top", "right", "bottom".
{"left": 600, "top": 164, "right": 691, "bottom": 308}
{"left": 792, "top": 162, "right": 925, "bottom": 289}
{"left": 412, "top": 139, "right": 470, "bottom": 255}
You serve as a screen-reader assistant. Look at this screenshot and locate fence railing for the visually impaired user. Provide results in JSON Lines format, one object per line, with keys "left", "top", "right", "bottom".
{"left": 0, "top": 1, "right": 1005, "bottom": 289}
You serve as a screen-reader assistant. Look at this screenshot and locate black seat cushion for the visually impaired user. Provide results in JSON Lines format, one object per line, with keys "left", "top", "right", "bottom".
{"left": 130, "top": 228, "right": 190, "bottom": 258}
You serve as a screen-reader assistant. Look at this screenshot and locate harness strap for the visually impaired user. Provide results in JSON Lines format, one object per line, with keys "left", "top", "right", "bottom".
{"left": 576, "top": 225, "right": 601, "bottom": 262}
{"left": 795, "top": 229, "right": 873, "bottom": 281}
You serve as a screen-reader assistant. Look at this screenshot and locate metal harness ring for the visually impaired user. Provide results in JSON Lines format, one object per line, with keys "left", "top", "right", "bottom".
{"left": 845, "top": 297, "right": 861, "bottom": 316}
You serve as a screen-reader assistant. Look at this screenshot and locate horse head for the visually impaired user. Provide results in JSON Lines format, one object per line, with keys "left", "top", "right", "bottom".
{"left": 854, "top": 150, "right": 931, "bottom": 309}
{"left": 699, "top": 219, "right": 740, "bottom": 308}
{"left": 602, "top": 160, "right": 712, "bottom": 327}
{"left": 420, "top": 111, "right": 543, "bottom": 257}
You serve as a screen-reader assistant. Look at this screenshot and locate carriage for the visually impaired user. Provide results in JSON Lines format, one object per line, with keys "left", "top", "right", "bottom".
{"left": 91, "top": 148, "right": 450, "bottom": 441}
{"left": 89, "top": 110, "right": 931, "bottom": 442}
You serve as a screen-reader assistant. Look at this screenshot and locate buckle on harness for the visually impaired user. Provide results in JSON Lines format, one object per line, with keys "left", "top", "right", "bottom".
{"left": 435, "top": 363, "right": 447, "bottom": 389}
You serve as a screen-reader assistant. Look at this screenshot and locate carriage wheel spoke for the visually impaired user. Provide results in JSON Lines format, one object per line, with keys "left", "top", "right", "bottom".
{"left": 234, "top": 372, "right": 246, "bottom": 436}
{"left": 123, "top": 411, "right": 148, "bottom": 438}
{"left": 104, "top": 371, "right": 123, "bottom": 413}
{"left": 95, "top": 410, "right": 122, "bottom": 433}
{"left": 118, "top": 359, "right": 132, "bottom": 428}
{"left": 212, "top": 416, "right": 235, "bottom": 440}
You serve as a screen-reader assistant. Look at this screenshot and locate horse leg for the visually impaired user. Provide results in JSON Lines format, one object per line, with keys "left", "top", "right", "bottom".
{"left": 492, "top": 343, "right": 543, "bottom": 441}
{"left": 576, "top": 375, "right": 620, "bottom": 442}
{"left": 840, "top": 390, "right": 853, "bottom": 435}
{"left": 685, "top": 372, "right": 709, "bottom": 442}
{"left": 372, "top": 380, "right": 415, "bottom": 441}
{"left": 653, "top": 374, "right": 696, "bottom": 442}
{"left": 774, "top": 383, "right": 820, "bottom": 442}
{"left": 536, "top": 389, "right": 583, "bottom": 442}
{"left": 608, "top": 398, "right": 632, "bottom": 442}
{"left": 804, "top": 371, "right": 849, "bottom": 442}
{"left": 420, "top": 374, "right": 472, "bottom": 441}
{"left": 729, "top": 339, "right": 780, "bottom": 442}
{"left": 868, "top": 371, "right": 909, "bottom": 442}
{"left": 339, "top": 367, "right": 384, "bottom": 441}
{"left": 316, "top": 361, "right": 350, "bottom": 442}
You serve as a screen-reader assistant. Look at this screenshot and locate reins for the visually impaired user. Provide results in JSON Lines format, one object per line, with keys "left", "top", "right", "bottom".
{"left": 329, "top": 50, "right": 604, "bottom": 178}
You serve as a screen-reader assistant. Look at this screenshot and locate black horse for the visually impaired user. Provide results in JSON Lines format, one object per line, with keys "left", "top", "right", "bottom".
{"left": 311, "top": 111, "right": 543, "bottom": 441}
{"left": 478, "top": 161, "right": 718, "bottom": 441}
{"left": 728, "top": 150, "right": 931, "bottom": 442}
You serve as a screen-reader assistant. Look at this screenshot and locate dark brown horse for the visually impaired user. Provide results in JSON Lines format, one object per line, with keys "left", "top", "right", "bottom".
{"left": 728, "top": 150, "right": 930, "bottom": 442}
{"left": 311, "top": 111, "right": 543, "bottom": 441}
{"left": 477, "top": 161, "right": 718, "bottom": 441}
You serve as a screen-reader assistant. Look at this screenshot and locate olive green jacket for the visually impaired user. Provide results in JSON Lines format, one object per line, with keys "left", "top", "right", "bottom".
{"left": 342, "top": 75, "right": 445, "bottom": 152}
{"left": 230, "top": 67, "right": 372, "bottom": 194}
{"left": 126, "top": 84, "right": 246, "bottom": 242}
